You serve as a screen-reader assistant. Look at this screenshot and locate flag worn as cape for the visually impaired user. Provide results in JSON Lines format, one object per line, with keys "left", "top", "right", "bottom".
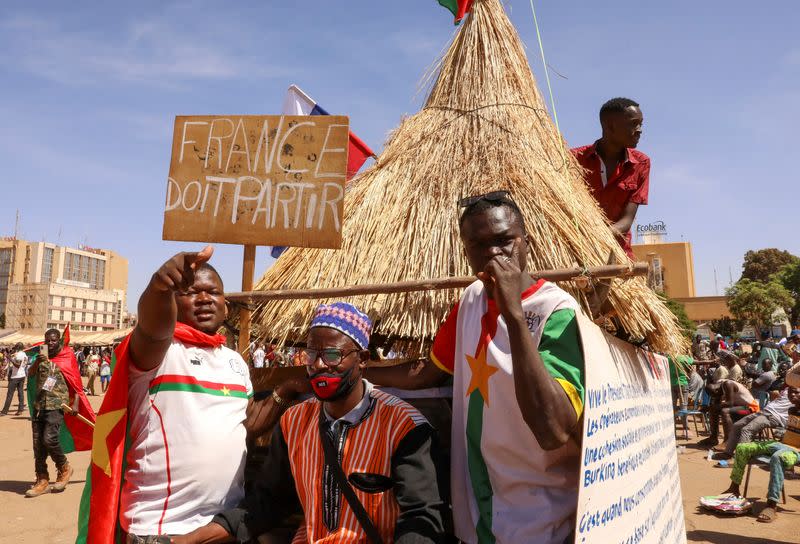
{"left": 26, "top": 336, "right": 95, "bottom": 453}
{"left": 438, "top": 0, "right": 474, "bottom": 24}
{"left": 76, "top": 322, "right": 227, "bottom": 544}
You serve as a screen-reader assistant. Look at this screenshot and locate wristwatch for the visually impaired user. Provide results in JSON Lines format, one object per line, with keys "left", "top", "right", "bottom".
{"left": 271, "top": 389, "right": 292, "bottom": 410}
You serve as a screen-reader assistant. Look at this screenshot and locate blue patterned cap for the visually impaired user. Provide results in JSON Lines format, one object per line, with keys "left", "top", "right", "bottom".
{"left": 310, "top": 302, "right": 372, "bottom": 350}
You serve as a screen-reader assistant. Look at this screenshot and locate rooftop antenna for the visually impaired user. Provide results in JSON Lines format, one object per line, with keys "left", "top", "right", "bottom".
{"left": 714, "top": 267, "right": 719, "bottom": 296}
{"left": 14, "top": 209, "right": 19, "bottom": 240}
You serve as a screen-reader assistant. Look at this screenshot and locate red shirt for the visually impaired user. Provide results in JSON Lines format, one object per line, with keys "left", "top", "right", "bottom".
{"left": 571, "top": 141, "right": 650, "bottom": 257}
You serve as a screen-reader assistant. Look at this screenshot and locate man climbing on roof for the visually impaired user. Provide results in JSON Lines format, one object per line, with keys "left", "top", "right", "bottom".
{"left": 572, "top": 97, "right": 650, "bottom": 259}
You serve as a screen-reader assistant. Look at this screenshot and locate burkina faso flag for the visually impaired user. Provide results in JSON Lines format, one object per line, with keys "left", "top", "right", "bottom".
{"left": 438, "top": 0, "right": 474, "bottom": 24}
{"left": 76, "top": 322, "right": 227, "bottom": 543}
{"left": 75, "top": 333, "right": 132, "bottom": 544}
{"left": 26, "top": 325, "right": 95, "bottom": 453}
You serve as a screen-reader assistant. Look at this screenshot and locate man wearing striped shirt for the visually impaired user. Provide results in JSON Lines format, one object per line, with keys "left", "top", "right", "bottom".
{"left": 176, "top": 302, "right": 444, "bottom": 543}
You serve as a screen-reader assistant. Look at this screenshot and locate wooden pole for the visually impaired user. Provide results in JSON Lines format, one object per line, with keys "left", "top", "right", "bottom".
{"left": 238, "top": 245, "right": 257, "bottom": 355}
{"left": 226, "top": 262, "right": 648, "bottom": 304}
{"left": 61, "top": 404, "right": 95, "bottom": 428}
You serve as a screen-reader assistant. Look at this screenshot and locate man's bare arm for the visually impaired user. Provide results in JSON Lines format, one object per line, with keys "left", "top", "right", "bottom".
{"left": 169, "top": 522, "right": 233, "bottom": 544}
{"left": 611, "top": 201, "right": 639, "bottom": 237}
{"left": 481, "top": 240, "right": 578, "bottom": 450}
{"left": 244, "top": 378, "right": 310, "bottom": 438}
{"left": 365, "top": 359, "right": 449, "bottom": 390}
{"left": 130, "top": 247, "right": 213, "bottom": 371}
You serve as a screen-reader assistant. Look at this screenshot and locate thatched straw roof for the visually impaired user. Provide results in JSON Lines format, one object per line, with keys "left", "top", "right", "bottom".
{"left": 251, "top": 0, "right": 687, "bottom": 355}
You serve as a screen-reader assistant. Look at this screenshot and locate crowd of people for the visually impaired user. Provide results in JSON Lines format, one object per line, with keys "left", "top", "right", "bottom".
{"left": 672, "top": 331, "right": 800, "bottom": 523}
{"left": 248, "top": 342, "right": 406, "bottom": 370}
{"left": 9, "top": 96, "right": 780, "bottom": 542}
{"left": 0, "top": 343, "right": 117, "bottom": 412}
{"left": 65, "top": 188, "right": 596, "bottom": 544}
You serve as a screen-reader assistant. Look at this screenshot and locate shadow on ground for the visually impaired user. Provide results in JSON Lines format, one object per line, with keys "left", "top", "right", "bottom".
{"left": 0, "top": 479, "right": 86, "bottom": 495}
{"left": 688, "top": 530, "right": 796, "bottom": 544}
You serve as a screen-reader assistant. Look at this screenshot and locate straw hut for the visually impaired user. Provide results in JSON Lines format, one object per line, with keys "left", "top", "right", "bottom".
{"left": 250, "top": 0, "right": 687, "bottom": 356}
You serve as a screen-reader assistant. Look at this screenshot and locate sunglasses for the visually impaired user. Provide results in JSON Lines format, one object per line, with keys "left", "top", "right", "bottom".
{"left": 458, "top": 190, "right": 512, "bottom": 208}
{"left": 300, "top": 347, "right": 361, "bottom": 368}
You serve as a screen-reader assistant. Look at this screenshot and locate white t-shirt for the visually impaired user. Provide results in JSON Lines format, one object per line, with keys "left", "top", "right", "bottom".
{"left": 120, "top": 340, "right": 253, "bottom": 536}
{"left": 434, "top": 280, "right": 582, "bottom": 544}
{"left": 10, "top": 351, "right": 28, "bottom": 379}
{"left": 252, "top": 348, "right": 266, "bottom": 369}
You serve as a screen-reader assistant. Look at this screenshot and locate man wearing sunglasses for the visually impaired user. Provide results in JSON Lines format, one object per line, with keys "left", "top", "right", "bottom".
{"left": 368, "top": 192, "right": 585, "bottom": 544}
{"left": 174, "top": 302, "right": 444, "bottom": 544}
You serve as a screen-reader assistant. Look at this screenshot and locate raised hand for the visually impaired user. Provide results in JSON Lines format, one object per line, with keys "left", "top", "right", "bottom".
{"left": 132, "top": 245, "right": 215, "bottom": 371}
{"left": 151, "top": 246, "right": 214, "bottom": 292}
{"left": 477, "top": 237, "right": 525, "bottom": 320}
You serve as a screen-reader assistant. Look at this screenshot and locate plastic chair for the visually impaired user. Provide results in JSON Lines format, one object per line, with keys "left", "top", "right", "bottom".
{"left": 743, "top": 455, "right": 787, "bottom": 504}
{"left": 677, "top": 395, "right": 709, "bottom": 440}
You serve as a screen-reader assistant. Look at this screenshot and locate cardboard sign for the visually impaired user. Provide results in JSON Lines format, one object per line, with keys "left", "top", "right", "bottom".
{"left": 783, "top": 411, "right": 800, "bottom": 449}
{"left": 576, "top": 313, "right": 686, "bottom": 544}
{"left": 162, "top": 115, "right": 349, "bottom": 248}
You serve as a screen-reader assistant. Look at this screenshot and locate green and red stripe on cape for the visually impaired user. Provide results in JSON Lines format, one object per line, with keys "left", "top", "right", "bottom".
{"left": 75, "top": 322, "right": 227, "bottom": 544}
{"left": 25, "top": 326, "right": 96, "bottom": 453}
{"left": 438, "top": 0, "right": 474, "bottom": 24}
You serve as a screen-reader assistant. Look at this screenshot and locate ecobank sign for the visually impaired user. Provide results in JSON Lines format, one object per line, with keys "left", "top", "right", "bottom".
{"left": 636, "top": 221, "right": 667, "bottom": 236}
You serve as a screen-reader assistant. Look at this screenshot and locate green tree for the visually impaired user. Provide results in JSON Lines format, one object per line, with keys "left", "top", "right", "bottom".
{"left": 777, "top": 260, "right": 800, "bottom": 324}
{"left": 741, "top": 249, "right": 799, "bottom": 283}
{"left": 708, "top": 316, "right": 744, "bottom": 338}
{"left": 662, "top": 296, "right": 696, "bottom": 341}
{"left": 726, "top": 279, "right": 793, "bottom": 339}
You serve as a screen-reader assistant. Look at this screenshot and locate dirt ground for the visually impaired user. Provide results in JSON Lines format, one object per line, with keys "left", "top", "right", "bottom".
{"left": 1, "top": 381, "right": 798, "bottom": 544}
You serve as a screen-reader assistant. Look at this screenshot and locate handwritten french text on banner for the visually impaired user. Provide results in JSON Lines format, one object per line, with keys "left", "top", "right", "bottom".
{"left": 162, "top": 115, "right": 349, "bottom": 248}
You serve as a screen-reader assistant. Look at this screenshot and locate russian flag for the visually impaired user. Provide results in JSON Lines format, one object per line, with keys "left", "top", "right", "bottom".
{"left": 271, "top": 84, "right": 376, "bottom": 258}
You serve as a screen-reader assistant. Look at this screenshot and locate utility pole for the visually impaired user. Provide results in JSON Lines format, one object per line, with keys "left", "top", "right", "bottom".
{"left": 14, "top": 209, "right": 19, "bottom": 239}
{"left": 714, "top": 267, "right": 719, "bottom": 296}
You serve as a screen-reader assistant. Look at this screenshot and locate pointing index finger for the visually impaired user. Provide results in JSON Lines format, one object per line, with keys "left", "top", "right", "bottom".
{"left": 188, "top": 245, "right": 214, "bottom": 270}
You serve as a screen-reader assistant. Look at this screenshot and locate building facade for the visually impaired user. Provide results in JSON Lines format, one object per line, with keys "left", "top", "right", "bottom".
{"left": 631, "top": 238, "right": 792, "bottom": 339}
{"left": 631, "top": 241, "right": 696, "bottom": 299}
{"left": 0, "top": 239, "right": 128, "bottom": 332}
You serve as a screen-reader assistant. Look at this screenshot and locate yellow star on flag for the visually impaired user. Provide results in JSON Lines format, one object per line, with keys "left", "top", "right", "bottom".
{"left": 466, "top": 345, "right": 498, "bottom": 406}
{"left": 91, "top": 408, "right": 126, "bottom": 477}
{"left": 221, "top": 386, "right": 231, "bottom": 396}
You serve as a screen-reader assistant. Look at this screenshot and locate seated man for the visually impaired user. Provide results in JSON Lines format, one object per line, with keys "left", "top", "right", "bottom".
{"left": 723, "top": 352, "right": 743, "bottom": 383}
{"left": 700, "top": 379, "right": 760, "bottom": 448}
{"left": 752, "top": 359, "right": 777, "bottom": 407}
{"left": 175, "top": 302, "right": 444, "bottom": 543}
{"left": 720, "top": 386, "right": 800, "bottom": 522}
{"left": 687, "top": 368, "right": 705, "bottom": 406}
{"left": 713, "top": 385, "right": 796, "bottom": 460}
{"left": 668, "top": 355, "right": 690, "bottom": 412}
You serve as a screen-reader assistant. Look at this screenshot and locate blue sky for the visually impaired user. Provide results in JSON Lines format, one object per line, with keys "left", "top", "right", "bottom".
{"left": 1, "top": 0, "right": 798, "bottom": 312}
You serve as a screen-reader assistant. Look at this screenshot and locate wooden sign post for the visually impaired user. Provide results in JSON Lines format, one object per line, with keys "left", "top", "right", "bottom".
{"left": 162, "top": 115, "right": 350, "bottom": 354}
{"left": 239, "top": 245, "right": 257, "bottom": 355}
